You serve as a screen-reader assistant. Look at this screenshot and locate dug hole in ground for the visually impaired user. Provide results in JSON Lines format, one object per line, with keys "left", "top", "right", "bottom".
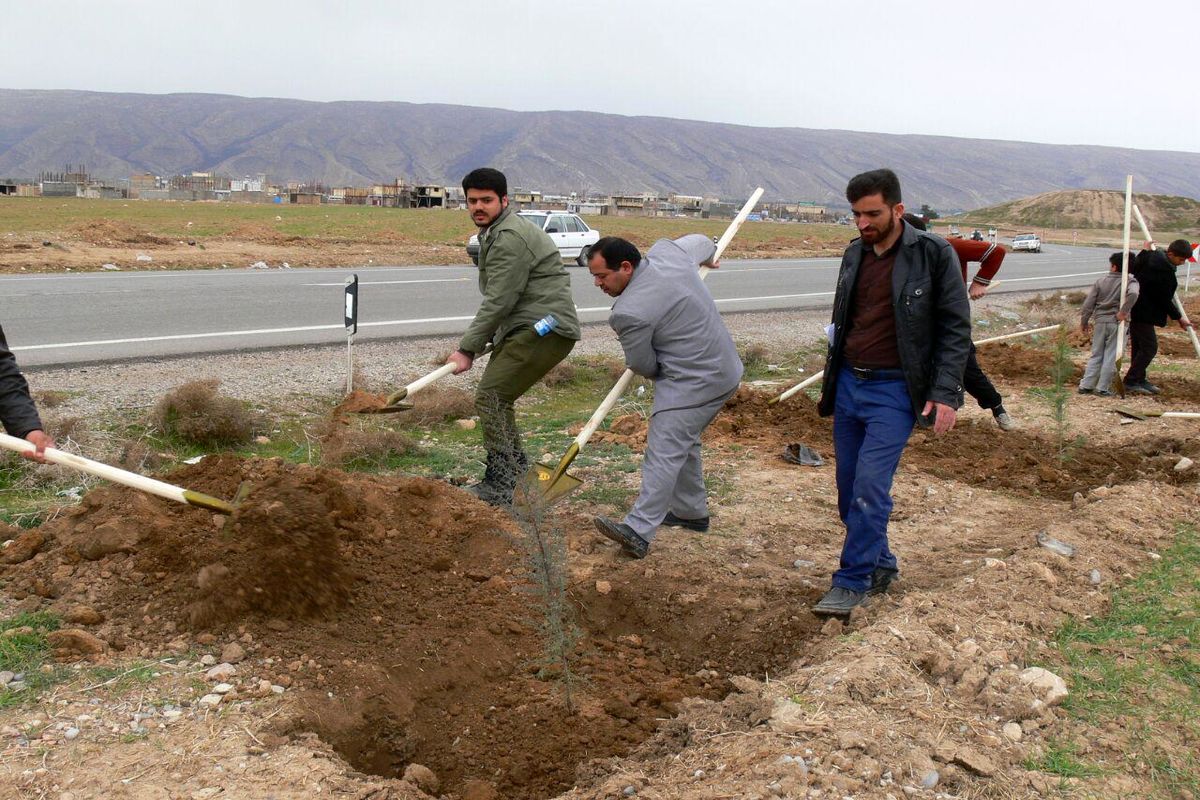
{"left": 2, "top": 295, "right": 1199, "bottom": 800}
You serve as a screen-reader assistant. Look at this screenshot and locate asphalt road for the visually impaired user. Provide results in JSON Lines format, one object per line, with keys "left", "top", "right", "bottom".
{"left": 4, "top": 242, "right": 1109, "bottom": 367}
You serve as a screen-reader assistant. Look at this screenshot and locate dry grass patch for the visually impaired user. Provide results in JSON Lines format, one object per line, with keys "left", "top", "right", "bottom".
{"left": 151, "top": 380, "right": 258, "bottom": 447}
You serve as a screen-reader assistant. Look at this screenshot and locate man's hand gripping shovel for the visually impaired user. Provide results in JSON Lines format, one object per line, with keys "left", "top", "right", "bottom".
{"left": 0, "top": 432, "right": 244, "bottom": 515}
{"left": 354, "top": 344, "right": 493, "bottom": 414}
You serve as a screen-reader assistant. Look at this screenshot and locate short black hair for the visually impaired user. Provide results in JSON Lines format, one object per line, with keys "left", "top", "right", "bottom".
{"left": 462, "top": 168, "right": 507, "bottom": 198}
{"left": 1109, "top": 252, "right": 1128, "bottom": 268}
{"left": 1167, "top": 239, "right": 1193, "bottom": 259}
{"left": 590, "top": 236, "right": 642, "bottom": 270}
{"left": 846, "top": 168, "right": 902, "bottom": 205}
{"left": 902, "top": 212, "right": 927, "bottom": 231}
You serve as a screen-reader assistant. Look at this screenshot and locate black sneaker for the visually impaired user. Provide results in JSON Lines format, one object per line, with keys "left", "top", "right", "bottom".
{"left": 812, "top": 587, "right": 866, "bottom": 618}
{"left": 1144, "top": 382, "right": 1162, "bottom": 395}
{"left": 1095, "top": 389, "right": 1113, "bottom": 397}
{"left": 1127, "top": 382, "right": 1155, "bottom": 396}
{"left": 1077, "top": 387, "right": 1093, "bottom": 395}
{"left": 867, "top": 567, "right": 899, "bottom": 596}
{"left": 593, "top": 517, "right": 649, "bottom": 559}
{"left": 662, "top": 511, "right": 710, "bottom": 533}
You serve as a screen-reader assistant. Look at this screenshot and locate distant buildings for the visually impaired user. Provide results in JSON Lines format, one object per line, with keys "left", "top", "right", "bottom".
{"left": 1, "top": 165, "right": 828, "bottom": 221}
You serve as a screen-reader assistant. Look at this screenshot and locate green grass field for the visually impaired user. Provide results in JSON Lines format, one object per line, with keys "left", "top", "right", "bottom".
{"left": 0, "top": 196, "right": 853, "bottom": 255}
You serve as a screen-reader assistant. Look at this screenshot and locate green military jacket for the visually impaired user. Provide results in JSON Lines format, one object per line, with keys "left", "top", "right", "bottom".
{"left": 459, "top": 206, "right": 581, "bottom": 354}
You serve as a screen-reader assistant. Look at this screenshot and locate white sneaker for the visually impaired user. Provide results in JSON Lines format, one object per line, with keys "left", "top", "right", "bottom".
{"left": 994, "top": 412, "right": 1018, "bottom": 431}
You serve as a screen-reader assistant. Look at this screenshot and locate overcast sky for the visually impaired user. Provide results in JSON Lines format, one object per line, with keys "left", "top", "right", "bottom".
{"left": 3, "top": 0, "right": 1197, "bottom": 153}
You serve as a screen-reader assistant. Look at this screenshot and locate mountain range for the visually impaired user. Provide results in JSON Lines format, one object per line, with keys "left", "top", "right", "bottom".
{"left": 2, "top": 89, "right": 1199, "bottom": 210}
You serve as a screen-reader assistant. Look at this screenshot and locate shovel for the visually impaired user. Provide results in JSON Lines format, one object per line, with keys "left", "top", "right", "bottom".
{"left": 0, "top": 432, "right": 237, "bottom": 514}
{"left": 1112, "top": 407, "right": 1200, "bottom": 421}
{"left": 531, "top": 186, "right": 766, "bottom": 503}
{"left": 356, "top": 344, "right": 493, "bottom": 414}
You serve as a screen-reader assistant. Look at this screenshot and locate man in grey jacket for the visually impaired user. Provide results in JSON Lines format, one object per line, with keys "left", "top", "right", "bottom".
{"left": 588, "top": 235, "right": 743, "bottom": 558}
{"left": 1, "top": 325, "right": 54, "bottom": 461}
{"left": 1078, "top": 252, "right": 1140, "bottom": 396}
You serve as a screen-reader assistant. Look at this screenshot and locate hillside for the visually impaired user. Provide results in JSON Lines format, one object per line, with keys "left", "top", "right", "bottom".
{"left": 959, "top": 190, "right": 1200, "bottom": 234}
{"left": 3, "top": 89, "right": 1200, "bottom": 209}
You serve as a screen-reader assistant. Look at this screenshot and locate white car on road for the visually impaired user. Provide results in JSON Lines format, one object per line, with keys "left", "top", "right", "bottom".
{"left": 1011, "top": 233, "right": 1042, "bottom": 253}
{"left": 467, "top": 211, "right": 600, "bottom": 266}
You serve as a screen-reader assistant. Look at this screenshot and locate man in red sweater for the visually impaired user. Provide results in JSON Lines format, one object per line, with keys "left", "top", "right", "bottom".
{"left": 905, "top": 214, "right": 1015, "bottom": 430}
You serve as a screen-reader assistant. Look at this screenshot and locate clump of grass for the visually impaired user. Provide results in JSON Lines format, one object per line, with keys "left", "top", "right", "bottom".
{"left": 739, "top": 342, "right": 772, "bottom": 372}
{"left": 0, "top": 612, "right": 64, "bottom": 707}
{"left": 32, "top": 389, "right": 70, "bottom": 409}
{"left": 152, "top": 379, "right": 259, "bottom": 447}
{"left": 321, "top": 426, "right": 417, "bottom": 470}
{"left": 542, "top": 360, "right": 578, "bottom": 387}
{"left": 1023, "top": 738, "right": 1104, "bottom": 779}
{"left": 394, "top": 387, "right": 477, "bottom": 427}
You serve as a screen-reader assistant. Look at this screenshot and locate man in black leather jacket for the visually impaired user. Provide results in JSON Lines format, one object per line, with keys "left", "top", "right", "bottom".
{"left": 0, "top": 325, "right": 54, "bottom": 461}
{"left": 812, "top": 169, "right": 971, "bottom": 618}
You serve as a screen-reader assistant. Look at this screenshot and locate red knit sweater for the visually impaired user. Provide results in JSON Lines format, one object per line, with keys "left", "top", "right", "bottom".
{"left": 947, "top": 239, "right": 1004, "bottom": 286}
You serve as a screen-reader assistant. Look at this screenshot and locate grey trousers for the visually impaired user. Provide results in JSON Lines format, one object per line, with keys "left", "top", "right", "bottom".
{"left": 1080, "top": 321, "right": 1120, "bottom": 392}
{"left": 624, "top": 389, "right": 734, "bottom": 539}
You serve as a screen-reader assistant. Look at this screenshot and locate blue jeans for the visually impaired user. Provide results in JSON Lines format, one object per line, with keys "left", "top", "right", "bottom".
{"left": 832, "top": 368, "right": 915, "bottom": 592}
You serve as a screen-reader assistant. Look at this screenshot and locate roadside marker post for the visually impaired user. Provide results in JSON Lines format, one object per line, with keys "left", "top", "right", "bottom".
{"left": 344, "top": 274, "right": 359, "bottom": 394}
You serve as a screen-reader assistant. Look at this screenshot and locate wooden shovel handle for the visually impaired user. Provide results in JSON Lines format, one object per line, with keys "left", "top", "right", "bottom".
{"left": 0, "top": 432, "right": 233, "bottom": 513}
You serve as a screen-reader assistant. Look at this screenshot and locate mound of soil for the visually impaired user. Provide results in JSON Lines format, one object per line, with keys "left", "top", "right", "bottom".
{"left": 712, "top": 385, "right": 833, "bottom": 445}
{"left": 222, "top": 223, "right": 304, "bottom": 245}
{"left": 1148, "top": 374, "right": 1200, "bottom": 404}
{"left": 2, "top": 455, "right": 822, "bottom": 798}
{"left": 334, "top": 389, "right": 393, "bottom": 414}
{"left": 973, "top": 342, "right": 1080, "bottom": 384}
{"left": 69, "top": 219, "right": 171, "bottom": 246}
{"left": 1155, "top": 333, "right": 1199, "bottom": 358}
{"left": 583, "top": 388, "right": 834, "bottom": 452}
{"left": 905, "top": 422, "right": 1199, "bottom": 500}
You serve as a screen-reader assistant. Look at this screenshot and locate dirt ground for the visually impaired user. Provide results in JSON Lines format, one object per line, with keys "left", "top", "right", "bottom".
{"left": 0, "top": 224, "right": 464, "bottom": 272}
{"left": 3, "top": 323, "right": 1200, "bottom": 798}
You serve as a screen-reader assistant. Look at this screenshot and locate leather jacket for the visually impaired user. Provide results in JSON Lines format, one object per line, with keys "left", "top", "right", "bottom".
{"left": 818, "top": 222, "right": 972, "bottom": 426}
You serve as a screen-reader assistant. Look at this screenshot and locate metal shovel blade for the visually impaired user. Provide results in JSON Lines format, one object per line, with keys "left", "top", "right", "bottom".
{"left": 1113, "top": 407, "right": 1151, "bottom": 420}
{"left": 528, "top": 461, "right": 584, "bottom": 505}
{"left": 357, "top": 399, "right": 415, "bottom": 414}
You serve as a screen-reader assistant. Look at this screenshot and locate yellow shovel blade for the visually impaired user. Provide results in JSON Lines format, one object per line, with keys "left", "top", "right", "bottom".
{"left": 529, "top": 461, "right": 584, "bottom": 505}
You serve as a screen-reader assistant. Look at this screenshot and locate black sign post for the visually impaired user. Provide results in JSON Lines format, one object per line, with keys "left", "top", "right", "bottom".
{"left": 344, "top": 274, "right": 358, "bottom": 393}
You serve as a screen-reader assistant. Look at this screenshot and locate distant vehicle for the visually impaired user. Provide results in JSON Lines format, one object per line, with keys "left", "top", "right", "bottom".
{"left": 1011, "top": 233, "right": 1042, "bottom": 253}
{"left": 970, "top": 229, "right": 984, "bottom": 241}
{"left": 947, "top": 225, "right": 962, "bottom": 238}
{"left": 467, "top": 211, "right": 600, "bottom": 266}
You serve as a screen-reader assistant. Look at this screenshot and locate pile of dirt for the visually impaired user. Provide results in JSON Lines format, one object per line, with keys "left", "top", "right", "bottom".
{"left": 68, "top": 219, "right": 171, "bottom": 246}
{"left": 905, "top": 422, "right": 1199, "bottom": 499}
{"left": 1155, "top": 332, "right": 1200, "bottom": 358}
{"left": 333, "top": 389, "right": 393, "bottom": 414}
{"left": 221, "top": 223, "right": 304, "bottom": 245}
{"left": 711, "top": 385, "right": 832, "bottom": 445}
{"left": 973, "top": 342, "right": 1079, "bottom": 384}
{"left": 582, "top": 388, "right": 834, "bottom": 451}
{"left": 1, "top": 455, "right": 823, "bottom": 798}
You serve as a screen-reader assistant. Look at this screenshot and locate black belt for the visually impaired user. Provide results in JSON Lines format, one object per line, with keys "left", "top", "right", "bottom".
{"left": 846, "top": 365, "right": 904, "bottom": 381}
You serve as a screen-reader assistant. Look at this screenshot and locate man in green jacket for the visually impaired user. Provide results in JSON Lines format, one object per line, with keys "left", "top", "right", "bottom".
{"left": 446, "top": 168, "right": 580, "bottom": 506}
